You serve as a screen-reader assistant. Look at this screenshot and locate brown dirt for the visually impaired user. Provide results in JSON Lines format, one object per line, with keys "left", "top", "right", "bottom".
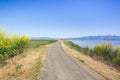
{"left": 0, "top": 45, "right": 48, "bottom": 80}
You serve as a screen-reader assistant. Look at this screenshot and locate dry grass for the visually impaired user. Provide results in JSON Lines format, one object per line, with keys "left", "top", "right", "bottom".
{"left": 62, "top": 43, "right": 120, "bottom": 80}
{"left": 0, "top": 45, "right": 49, "bottom": 80}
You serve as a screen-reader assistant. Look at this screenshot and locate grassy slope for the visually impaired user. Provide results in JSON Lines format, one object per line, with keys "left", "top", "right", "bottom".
{"left": 63, "top": 40, "right": 120, "bottom": 66}
{"left": 63, "top": 40, "right": 120, "bottom": 80}
{"left": 0, "top": 40, "right": 57, "bottom": 80}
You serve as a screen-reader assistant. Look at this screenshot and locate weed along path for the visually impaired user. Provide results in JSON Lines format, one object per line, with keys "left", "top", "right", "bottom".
{"left": 38, "top": 41, "right": 103, "bottom": 80}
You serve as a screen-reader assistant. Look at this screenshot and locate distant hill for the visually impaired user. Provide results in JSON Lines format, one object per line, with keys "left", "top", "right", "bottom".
{"left": 68, "top": 35, "right": 120, "bottom": 40}
{"left": 31, "top": 37, "right": 58, "bottom": 40}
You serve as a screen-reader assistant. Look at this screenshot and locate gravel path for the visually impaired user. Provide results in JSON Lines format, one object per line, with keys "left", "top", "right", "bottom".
{"left": 38, "top": 41, "right": 103, "bottom": 80}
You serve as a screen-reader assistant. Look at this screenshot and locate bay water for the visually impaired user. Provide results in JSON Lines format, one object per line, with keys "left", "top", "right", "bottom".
{"left": 71, "top": 40, "right": 120, "bottom": 49}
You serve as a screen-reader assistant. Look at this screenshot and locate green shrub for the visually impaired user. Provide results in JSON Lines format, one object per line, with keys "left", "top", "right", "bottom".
{"left": 94, "top": 45, "right": 103, "bottom": 56}
{"left": 111, "top": 46, "right": 120, "bottom": 65}
{"left": 113, "top": 46, "right": 120, "bottom": 57}
{"left": 93, "top": 43, "right": 113, "bottom": 61}
{"left": 112, "top": 57, "right": 120, "bottom": 66}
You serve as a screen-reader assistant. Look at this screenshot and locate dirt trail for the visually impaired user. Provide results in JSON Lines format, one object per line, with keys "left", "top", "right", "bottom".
{"left": 38, "top": 41, "right": 103, "bottom": 80}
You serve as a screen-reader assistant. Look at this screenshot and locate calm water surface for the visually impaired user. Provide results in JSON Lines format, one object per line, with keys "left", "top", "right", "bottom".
{"left": 71, "top": 40, "right": 120, "bottom": 48}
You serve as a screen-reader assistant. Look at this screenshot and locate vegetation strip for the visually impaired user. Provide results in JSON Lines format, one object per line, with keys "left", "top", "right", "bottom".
{"left": 63, "top": 40, "right": 120, "bottom": 67}
{"left": 0, "top": 30, "right": 29, "bottom": 62}
{"left": 63, "top": 40, "right": 120, "bottom": 80}
{"left": 0, "top": 37, "right": 56, "bottom": 80}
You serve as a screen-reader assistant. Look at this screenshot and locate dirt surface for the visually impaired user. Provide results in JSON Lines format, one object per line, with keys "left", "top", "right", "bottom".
{"left": 38, "top": 41, "right": 103, "bottom": 80}
{"left": 0, "top": 46, "right": 46, "bottom": 80}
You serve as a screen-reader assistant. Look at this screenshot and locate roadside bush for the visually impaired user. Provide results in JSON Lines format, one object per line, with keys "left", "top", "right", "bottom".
{"left": 112, "top": 46, "right": 120, "bottom": 66}
{"left": 0, "top": 30, "right": 30, "bottom": 62}
{"left": 93, "top": 45, "right": 103, "bottom": 56}
{"left": 112, "top": 56, "right": 120, "bottom": 66}
{"left": 113, "top": 46, "right": 120, "bottom": 58}
{"left": 93, "top": 44, "right": 113, "bottom": 61}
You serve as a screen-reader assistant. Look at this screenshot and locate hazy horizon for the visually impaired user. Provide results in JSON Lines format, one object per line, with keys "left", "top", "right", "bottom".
{"left": 30, "top": 35, "right": 120, "bottom": 39}
{"left": 0, "top": 0, "right": 120, "bottom": 38}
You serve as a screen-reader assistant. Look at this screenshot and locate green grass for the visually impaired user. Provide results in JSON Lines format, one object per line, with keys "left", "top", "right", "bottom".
{"left": 32, "top": 58, "right": 43, "bottom": 80}
{"left": 15, "top": 64, "right": 23, "bottom": 71}
{"left": 63, "top": 40, "right": 91, "bottom": 55}
{"left": 29, "top": 40, "right": 57, "bottom": 48}
{"left": 64, "top": 40, "right": 120, "bottom": 66}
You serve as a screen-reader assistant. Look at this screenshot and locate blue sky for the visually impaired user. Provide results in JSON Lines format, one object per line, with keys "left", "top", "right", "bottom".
{"left": 0, "top": 0, "right": 120, "bottom": 38}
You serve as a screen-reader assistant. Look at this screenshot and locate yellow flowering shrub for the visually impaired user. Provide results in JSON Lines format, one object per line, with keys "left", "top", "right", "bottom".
{"left": 0, "top": 30, "right": 30, "bottom": 62}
